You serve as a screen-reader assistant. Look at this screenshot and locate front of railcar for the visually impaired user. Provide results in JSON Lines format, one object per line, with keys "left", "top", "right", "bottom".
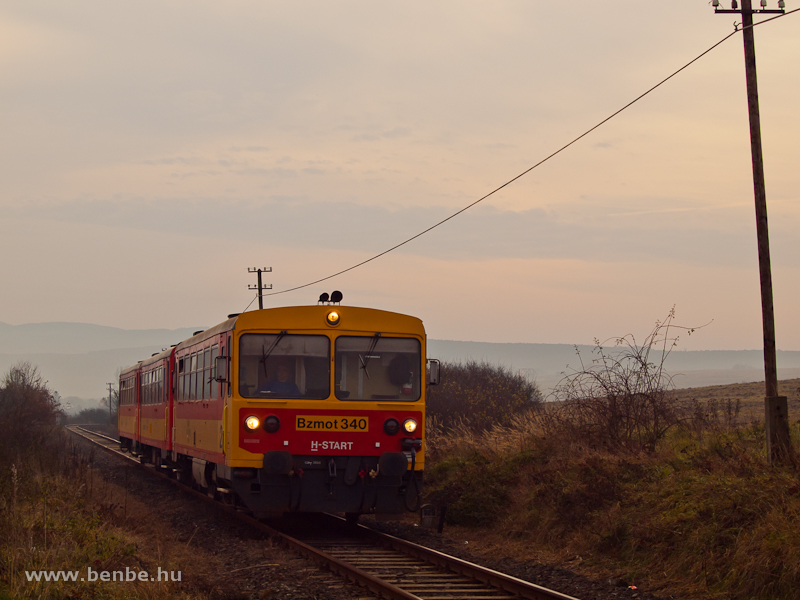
{"left": 221, "top": 305, "right": 428, "bottom": 519}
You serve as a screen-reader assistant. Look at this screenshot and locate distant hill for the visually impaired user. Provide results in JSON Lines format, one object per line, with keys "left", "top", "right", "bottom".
{"left": 0, "top": 321, "right": 201, "bottom": 354}
{"left": 426, "top": 340, "right": 800, "bottom": 393}
{"left": 0, "top": 321, "right": 203, "bottom": 405}
{"left": 2, "top": 321, "right": 799, "bottom": 411}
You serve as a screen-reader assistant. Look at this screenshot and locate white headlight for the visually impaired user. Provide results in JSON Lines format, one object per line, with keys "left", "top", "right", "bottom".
{"left": 403, "top": 419, "right": 417, "bottom": 434}
{"left": 245, "top": 416, "right": 260, "bottom": 430}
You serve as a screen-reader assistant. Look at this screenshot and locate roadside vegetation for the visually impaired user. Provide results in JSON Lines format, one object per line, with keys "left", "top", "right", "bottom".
{"left": 0, "top": 363, "right": 206, "bottom": 600}
{"left": 424, "top": 313, "right": 800, "bottom": 599}
{"left": 65, "top": 407, "right": 115, "bottom": 425}
{"left": 65, "top": 406, "right": 120, "bottom": 439}
{"left": 427, "top": 360, "right": 542, "bottom": 431}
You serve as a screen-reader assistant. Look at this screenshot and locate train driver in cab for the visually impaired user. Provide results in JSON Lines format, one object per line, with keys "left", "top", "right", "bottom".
{"left": 259, "top": 360, "right": 300, "bottom": 396}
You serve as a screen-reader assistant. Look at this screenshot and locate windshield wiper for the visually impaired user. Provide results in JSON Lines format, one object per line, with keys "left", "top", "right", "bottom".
{"left": 260, "top": 330, "right": 287, "bottom": 377}
{"left": 359, "top": 333, "right": 381, "bottom": 380}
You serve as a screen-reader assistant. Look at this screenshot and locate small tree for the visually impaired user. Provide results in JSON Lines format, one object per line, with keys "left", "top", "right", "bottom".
{"left": 0, "top": 362, "right": 63, "bottom": 462}
{"left": 547, "top": 308, "right": 695, "bottom": 453}
{"left": 65, "top": 407, "right": 114, "bottom": 425}
{"left": 427, "top": 360, "right": 542, "bottom": 432}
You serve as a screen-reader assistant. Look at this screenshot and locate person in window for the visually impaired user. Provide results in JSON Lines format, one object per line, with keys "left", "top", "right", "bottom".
{"left": 388, "top": 355, "right": 414, "bottom": 396}
{"left": 259, "top": 361, "right": 300, "bottom": 396}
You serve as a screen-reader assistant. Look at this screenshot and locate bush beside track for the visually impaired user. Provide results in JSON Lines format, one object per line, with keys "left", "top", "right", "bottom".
{"left": 0, "top": 363, "right": 206, "bottom": 600}
{"left": 423, "top": 358, "right": 800, "bottom": 599}
{"left": 427, "top": 359, "right": 542, "bottom": 432}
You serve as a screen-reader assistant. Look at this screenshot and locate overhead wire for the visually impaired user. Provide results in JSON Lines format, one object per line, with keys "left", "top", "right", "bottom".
{"left": 247, "top": 9, "right": 796, "bottom": 306}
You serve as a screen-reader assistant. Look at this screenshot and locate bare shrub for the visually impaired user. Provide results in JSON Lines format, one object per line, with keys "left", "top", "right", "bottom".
{"left": 546, "top": 309, "right": 695, "bottom": 453}
{"left": 427, "top": 360, "right": 542, "bottom": 433}
{"left": 0, "top": 362, "right": 63, "bottom": 465}
{"left": 65, "top": 407, "right": 113, "bottom": 425}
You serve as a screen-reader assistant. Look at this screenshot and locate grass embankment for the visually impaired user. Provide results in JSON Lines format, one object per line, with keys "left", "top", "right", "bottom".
{"left": 0, "top": 364, "right": 211, "bottom": 600}
{"left": 0, "top": 433, "right": 204, "bottom": 600}
{"left": 424, "top": 404, "right": 800, "bottom": 600}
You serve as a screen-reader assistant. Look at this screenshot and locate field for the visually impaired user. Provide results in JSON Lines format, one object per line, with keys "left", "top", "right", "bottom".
{"left": 424, "top": 375, "right": 800, "bottom": 600}
{"left": 671, "top": 377, "right": 800, "bottom": 423}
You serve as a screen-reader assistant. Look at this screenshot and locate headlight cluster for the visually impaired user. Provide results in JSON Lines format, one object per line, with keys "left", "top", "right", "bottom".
{"left": 383, "top": 418, "right": 417, "bottom": 435}
{"left": 244, "top": 415, "right": 280, "bottom": 432}
{"left": 264, "top": 415, "right": 280, "bottom": 433}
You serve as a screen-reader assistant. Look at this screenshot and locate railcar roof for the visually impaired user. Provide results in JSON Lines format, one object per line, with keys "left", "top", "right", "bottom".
{"left": 139, "top": 346, "right": 174, "bottom": 369}
{"left": 173, "top": 316, "right": 238, "bottom": 352}
{"left": 119, "top": 363, "right": 139, "bottom": 377}
{"left": 232, "top": 305, "right": 424, "bottom": 336}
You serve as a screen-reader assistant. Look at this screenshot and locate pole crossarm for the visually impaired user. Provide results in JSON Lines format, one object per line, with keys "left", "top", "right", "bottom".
{"left": 247, "top": 267, "right": 273, "bottom": 310}
{"left": 714, "top": 9, "right": 785, "bottom": 13}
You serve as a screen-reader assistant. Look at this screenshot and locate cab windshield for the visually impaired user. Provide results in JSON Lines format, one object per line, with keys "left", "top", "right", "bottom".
{"left": 334, "top": 336, "right": 421, "bottom": 401}
{"left": 238, "top": 334, "right": 330, "bottom": 399}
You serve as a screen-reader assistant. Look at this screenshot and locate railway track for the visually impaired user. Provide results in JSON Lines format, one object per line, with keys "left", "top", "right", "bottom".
{"left": 68, "top": 425, "right": 130, "bottom": 457}
{"left": 66, "top": 425, "right": 581, "bottom": 600}
{"left": 279, "top": 515, "right": 580, "bottom": 600}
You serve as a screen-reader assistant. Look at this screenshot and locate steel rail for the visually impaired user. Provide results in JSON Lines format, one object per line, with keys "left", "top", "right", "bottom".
{"left": 348, "top": 518, "right": 579, "bottom": 600}
{"left": 74, "top": 425, "right": 122, "bottom": 445}
{"left": 238, "top": 512, "right": 424, "bottom": 600}
{"left": 66, "top": 426, "right": 582, "bottom": 600}
{"left": 67, "top": 425, "right": 138, "bottom": 463}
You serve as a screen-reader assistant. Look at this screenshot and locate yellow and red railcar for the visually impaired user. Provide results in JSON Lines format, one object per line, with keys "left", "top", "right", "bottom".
{"left": 118, "top": 364, "right": 139, "bottom": 449}
{"left": 137, "top": 348, "right": 175, "bottom": 463}
{"left": 119, "top": 303, "right": 437, "bottom": 520}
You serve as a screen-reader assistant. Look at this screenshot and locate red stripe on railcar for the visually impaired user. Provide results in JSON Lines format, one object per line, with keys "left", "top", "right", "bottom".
{"left": 238, "top": 408, "right": 423, "bottom": 456}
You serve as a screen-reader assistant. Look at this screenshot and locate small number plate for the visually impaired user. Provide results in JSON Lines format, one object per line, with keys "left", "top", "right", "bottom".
{"left": 295, "top": 416, "right": 369, "bottom": 432}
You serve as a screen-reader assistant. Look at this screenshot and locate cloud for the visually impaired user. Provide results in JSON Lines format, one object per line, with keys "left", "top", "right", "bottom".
{"left": 1, "top": 2, "right": 798, "bottom": 351}
{"left": 7, "top": 196, "right": 784, "bottom": 269}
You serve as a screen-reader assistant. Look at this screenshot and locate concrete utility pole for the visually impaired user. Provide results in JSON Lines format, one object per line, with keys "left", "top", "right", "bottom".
{"left": 713, "top": 0, "right": 789, "bottom": 463}
{"left": 248, "top": 267, "right": 273, "bottom": 310}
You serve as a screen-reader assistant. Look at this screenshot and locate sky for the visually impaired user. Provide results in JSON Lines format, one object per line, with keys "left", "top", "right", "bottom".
{"left": 2, "top": 1, "right": 799, "bottom": 351}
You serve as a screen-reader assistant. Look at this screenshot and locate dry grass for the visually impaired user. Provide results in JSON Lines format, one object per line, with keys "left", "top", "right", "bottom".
{"left": 426, "top": 410, "right": 552, "bottom": 459}
{"left": 672, "top": 377, "right": 800, "bottom": 423}
{"left": 0, "top": 434, "right": 216, "bottom": 600}
{"left": 423, "top": 378, "right": 800, "bottom": 600}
